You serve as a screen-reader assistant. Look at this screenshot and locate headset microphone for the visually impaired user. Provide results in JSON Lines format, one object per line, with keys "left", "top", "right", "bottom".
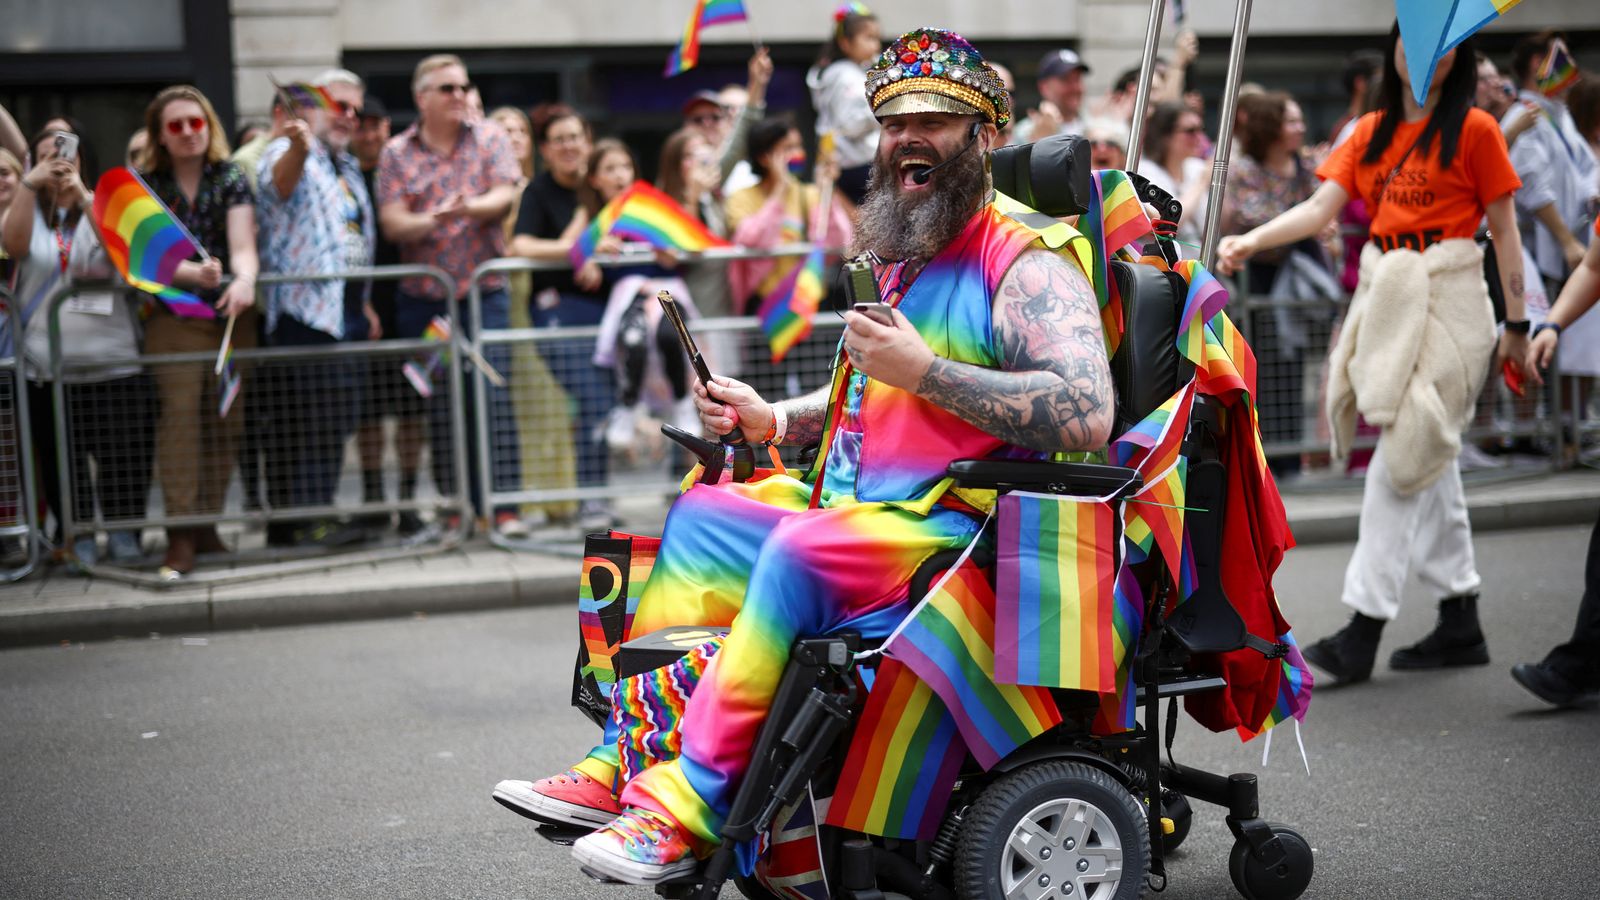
{"left": 910, "top": 121, "right": 984, "bottom": 185}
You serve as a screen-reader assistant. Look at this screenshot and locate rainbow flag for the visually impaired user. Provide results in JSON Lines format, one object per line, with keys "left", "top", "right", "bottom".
{"left": 884, "top": 556, "right": 1063, "bottom": 770}
{"left": 1123, "top": 457, "right": 1188, "bottom": 582}
{"left": 664, "top": 0, "right": 749, "bottom": 77}
{"left": 824, "top": 656, "right": 967, "bottom": 840}
{"left": 1537, "top": 37, "right": 1580, "bottom": 97}
{"left": 1080, "top": 170, "right": 1154, "bottom": 356}
{"left": 569, "top": 181, "right": 730, "bottom": 268}
{"left": 218, "top": 363, "right": 241, "bottom": 418}
{"left": 758, "top": 247, "right": 825, "bottom": 363}
{"left": 1237, "top": 631, "right": 1314, "bottom": 741}
{"left": 401, "top": 316, "right": 453, "bottom": 398}
{"left": 1172, "top": 259, "right": 1230, "bottom": 366}
{"left": 91, "top": 167, "right": 213, "bottom": 319}
{"left": 1397, "top": 0, "right": 1524, "bottom": 105}
{"left": 1110, "top": 380, "right": 1193, "bottom": 477}
{"left": 278, "top": 81, "right": 336, "bottom": 112}
{"left": 1091, "top": 565, "right": 1147, "bottom": 734}
{"left": 577, "top": 533, "right": 660, "bottom": 700}
{"left": 993, "top": 491, "right": 1127, "bottom": 694}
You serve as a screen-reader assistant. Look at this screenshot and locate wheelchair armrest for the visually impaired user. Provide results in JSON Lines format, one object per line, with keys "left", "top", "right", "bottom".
{"left": 947, "top": 459, "right": 1142, "bottom": 498}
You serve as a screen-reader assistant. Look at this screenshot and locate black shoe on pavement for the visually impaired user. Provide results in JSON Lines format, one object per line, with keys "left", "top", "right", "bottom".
{"left": 294, "top": 520, "right": 366, "bottom": 549}
{"left": 266, "top": 521, "right": 300, "bottom": 548}
{"left": 1511, "top": 663, "right": 1600, "bottom": 708}
{"left": 355, "top": 512, "right": 392, "bottom": 534}
{"left": 1389, "top": 593, "right": 1489, "bottom": 670}
{"left": 397, "top": 511, "right": 426, "bottom": 538}
{"left": 1302, "top": 613, "right": 1385, "bottom": 686}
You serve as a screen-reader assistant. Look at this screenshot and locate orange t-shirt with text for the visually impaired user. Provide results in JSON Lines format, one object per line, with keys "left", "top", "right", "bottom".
{"left": 1317, "top": 108, "right": 1521, "bottom": 252}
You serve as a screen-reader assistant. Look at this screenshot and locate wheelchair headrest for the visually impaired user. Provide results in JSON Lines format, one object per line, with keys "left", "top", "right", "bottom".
{"left": 988, "top": 133, "right": 1091, "bottom": 218}
{"left": 1110, "top": 260, "right": 1195, "bottom": 436}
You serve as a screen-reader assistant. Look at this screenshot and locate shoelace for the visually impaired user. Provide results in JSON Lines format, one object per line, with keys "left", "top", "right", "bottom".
{"left": 607, "top": 809, "right": 677, "bottom": 848}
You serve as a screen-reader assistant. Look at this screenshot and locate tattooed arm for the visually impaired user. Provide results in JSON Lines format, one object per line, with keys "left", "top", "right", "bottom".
{"left": 914, "top": 246, "right": 1114, "bottom": 451}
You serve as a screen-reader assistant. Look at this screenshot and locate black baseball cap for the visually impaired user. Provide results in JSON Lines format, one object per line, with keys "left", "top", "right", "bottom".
{"left": 360, "top": 94, "right": 389, "bottom": 120}
{"left": 1039, "top": 49, "right": 1090, "bottom": 79}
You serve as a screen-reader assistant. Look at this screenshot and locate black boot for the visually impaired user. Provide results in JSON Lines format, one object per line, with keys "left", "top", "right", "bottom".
{"left": 1302, "top": 613, "right": 1385, "bottom": 686}
{"left": 1389, "top": 593, "right": 1489, "bottom": 670}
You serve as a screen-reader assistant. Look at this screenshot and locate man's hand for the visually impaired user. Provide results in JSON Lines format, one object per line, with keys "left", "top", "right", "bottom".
{"left": 1026, "top": 101, "right": 1065, "bottom": 140}
{"left": 432, "top": 193, "right": 470, "bottom": 221}
{"left": 176, "top": 258, "right": 224, "bottom": 290}
{"left": 696, "top": 375, "right": 773, "bottom": 443}
{"left": 1526, "top": 328, "right": 1558, "bottom": 386}
{"left": 747, "top": 46, "right": 774, "bottom": 100}
{"left": 843, "top": 307, "right": 934, "bottom": 391}
{"left": 283, "top": 118, "right": 313, "bottom": 155}
{"left": 217, "top": 275, "right": 255, "bottom": 317}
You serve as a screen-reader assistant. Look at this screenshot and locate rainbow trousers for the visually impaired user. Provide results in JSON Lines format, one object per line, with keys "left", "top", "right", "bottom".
{"left": 596, "top": 473, "right": 980, "bottom": 846}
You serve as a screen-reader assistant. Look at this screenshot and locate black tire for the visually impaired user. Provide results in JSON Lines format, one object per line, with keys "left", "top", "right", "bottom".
{"left": 1159, "top": 789, "right": 1193, "bottom": 855}
{"left": 956, "top": 760, "right": 1150, "bottom": 900}
{"left": 1227, "top": 824, "right": 1314, "bottom": 900}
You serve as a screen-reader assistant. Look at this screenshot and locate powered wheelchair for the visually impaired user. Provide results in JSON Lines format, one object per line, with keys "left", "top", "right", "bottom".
{"left": 545, "top": 134, "right": 1314, "bottom": 900}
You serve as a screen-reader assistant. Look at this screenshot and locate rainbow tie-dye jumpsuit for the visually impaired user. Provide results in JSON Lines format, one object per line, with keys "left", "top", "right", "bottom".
{"left": 583, "top": 202, "right": 1091, "bottom": 848}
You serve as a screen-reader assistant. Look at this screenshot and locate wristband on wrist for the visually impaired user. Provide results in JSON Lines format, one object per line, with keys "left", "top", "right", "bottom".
{"left": 767, "top": 403, "right": 788, "bottom": 445}
{"left": 1503, "top": 319, "right": 1531, "bottom": 335}
{"left": 1531, "top": 322, "right": 1563, "bottom": 341}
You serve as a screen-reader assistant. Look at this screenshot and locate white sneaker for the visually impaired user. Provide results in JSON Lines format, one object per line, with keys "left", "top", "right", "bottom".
{"left": 605, "top": 405, "right": 639, "bottom": 452}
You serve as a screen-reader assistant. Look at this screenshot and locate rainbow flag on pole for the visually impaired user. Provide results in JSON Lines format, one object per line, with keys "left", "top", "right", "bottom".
{"left": 1397, "top": 0, "right": 1524, "bottom": 105}
{"left": 665, "top": 0, "right": 749, "bottom": 77}
{"left": 993, "top": 491, "right": 1127, "bottom": 694}
{"left": 757, "top": 247, "right": 826, "bottom": 363}
{"left": 92, "top": 167, "right": 214, "bottom": 319}
{"left": 1536, "top": 37, "right": 1580, "bottom": 97}
{"left": 883, "top": 558, "right": 1063, "bottom": 770}
{"left": 278, "top": 81, "right": 337, "bottom": 112}
{"left": 824, "top": 656, "right": 967, "bottom": 840}
{"left": 569, "top": 181, "right": 729, "bottom": 268}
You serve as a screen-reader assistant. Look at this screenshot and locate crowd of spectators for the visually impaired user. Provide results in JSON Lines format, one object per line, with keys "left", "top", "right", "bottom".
{"left": 0, "top": 11, "right": 1595, "bottom": 581}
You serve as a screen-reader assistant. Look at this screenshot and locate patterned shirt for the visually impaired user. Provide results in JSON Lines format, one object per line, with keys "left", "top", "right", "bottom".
{"left": 1224, "top": 154, "right": 1318, "bottom": 266}
{"left": 375, "top": 119, "right": 518, "bottom": 300}
{"left": 256, "top": 137, "right": 375, "bottom": 338}
{"left": 142, "top": 161, "right": 254, "bottom": 305}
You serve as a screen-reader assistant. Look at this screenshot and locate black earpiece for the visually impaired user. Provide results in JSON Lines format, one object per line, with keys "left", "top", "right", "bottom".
{"left": 911, "top": 120, "right": 985, "bottom": 185}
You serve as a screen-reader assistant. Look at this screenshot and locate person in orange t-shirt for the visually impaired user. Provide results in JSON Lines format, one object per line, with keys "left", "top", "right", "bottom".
{"left": 1217, "top": 23, "right": 1531, "bottom": 687}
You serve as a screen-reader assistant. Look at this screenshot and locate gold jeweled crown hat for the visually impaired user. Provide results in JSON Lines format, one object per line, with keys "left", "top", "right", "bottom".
{"left": 864, "top": 28, "right": 1012, "bottom": 129}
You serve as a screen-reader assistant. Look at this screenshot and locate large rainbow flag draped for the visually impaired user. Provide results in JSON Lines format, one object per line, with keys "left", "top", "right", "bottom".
{"left": 91, "top": 167, "right": 214, "bottom": 319}
{"left": 757, "top": 247, "right": 825, "bottom": 363}
{"left": 993, "top": 491, "right": 1126, "bottom": 693}
{"left": 664, "top": 0, "right": 749, "bottom": 77}
{"left": 881, "top": 558, "right": 1063, "bottom": 770}
{"left": 569, "top": 181, "right": 730, "bottom": 268}
{"left": 1397, "top": 0, "right": 1524, "bottom": 105}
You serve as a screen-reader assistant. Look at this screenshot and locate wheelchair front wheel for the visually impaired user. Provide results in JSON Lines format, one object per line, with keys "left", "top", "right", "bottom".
{"left": 1227, "top": 824, "right": 1313, "bottom": 900}
{"left": 956, "top": 760, "right": 1149, "bottom": 900}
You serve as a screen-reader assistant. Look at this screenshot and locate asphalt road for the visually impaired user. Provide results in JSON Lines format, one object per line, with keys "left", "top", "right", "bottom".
{"left": 2, "top": 525, "right": 1598, "bottom": 899}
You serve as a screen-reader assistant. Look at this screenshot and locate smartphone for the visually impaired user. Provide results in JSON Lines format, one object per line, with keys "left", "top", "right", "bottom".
{"left": 53, "top": 131, "right": 79, "bottom": 163}
{"left": 852, "top": 301, "right": 895, "bottom": 326}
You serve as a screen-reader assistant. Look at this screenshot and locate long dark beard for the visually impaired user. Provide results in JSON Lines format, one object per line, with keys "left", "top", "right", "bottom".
{"left": 852, "top": 144, "right": 986, "bottom": 263}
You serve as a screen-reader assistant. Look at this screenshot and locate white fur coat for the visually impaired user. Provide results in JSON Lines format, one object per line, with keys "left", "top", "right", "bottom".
{"left": 1326, "top": 239, "right": 1496, "bottom": 496}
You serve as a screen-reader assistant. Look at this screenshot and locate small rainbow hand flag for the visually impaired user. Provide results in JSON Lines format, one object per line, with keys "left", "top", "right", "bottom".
{"left": 757, "top": 247, "right": 826, "bottom": 363}
{"left": 92, "top": 167, "right": 214, "bottom": 319}
{"left": 569, "top": 181, "right": 730, "bottom": 268}
{"left": 665, "top": 0, "right": 749, "bottom": 77}
{"left": 1537, "top": 37, "right": 1580, "bottom": 97}
{"left": 402, "top": 316, "right": 453, "bottom": 398}
{"left": 278, "top": 81, "right": 337, "bottom": 112}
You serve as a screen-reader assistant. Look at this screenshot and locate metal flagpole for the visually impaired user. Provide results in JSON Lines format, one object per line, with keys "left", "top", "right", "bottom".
{"left": 1198, "top": 0, "right": 1255, "bottom": 268}
{"left": 1123, "top": 0, "right": 1169, "bottom": 173}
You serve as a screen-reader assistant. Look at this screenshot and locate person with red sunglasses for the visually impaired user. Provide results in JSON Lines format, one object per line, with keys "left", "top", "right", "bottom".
{"left": 138, "top": 84, "right": 260, "bottom": 579}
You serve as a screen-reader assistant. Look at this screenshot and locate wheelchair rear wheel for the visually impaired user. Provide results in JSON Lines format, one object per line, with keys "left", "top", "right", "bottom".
{"left": 955, "top": 760, "right": 1149, "bottom": 900}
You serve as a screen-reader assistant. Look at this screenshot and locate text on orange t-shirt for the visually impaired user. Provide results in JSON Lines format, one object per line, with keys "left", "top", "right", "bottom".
{"left": 1317, "top": 108, "right": 1521, "bottom": 252}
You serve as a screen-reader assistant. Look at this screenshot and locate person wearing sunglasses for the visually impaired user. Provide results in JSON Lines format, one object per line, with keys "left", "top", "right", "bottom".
{"left": 376, "top": 54, "right": 525, "bottom": 538}
{"left": 1137, "top": 100, "right": 1212, "bottom": 252}
{"left": 138, "top": 84, "right": 261, "bottom": 579}
{"left": 252, "top": 68, "right": 378, "bottom": 550}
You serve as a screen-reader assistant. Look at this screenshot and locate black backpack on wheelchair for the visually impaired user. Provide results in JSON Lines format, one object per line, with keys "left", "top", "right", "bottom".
{"left": 558, "top": 134, "right": 1314, "bottom": 900}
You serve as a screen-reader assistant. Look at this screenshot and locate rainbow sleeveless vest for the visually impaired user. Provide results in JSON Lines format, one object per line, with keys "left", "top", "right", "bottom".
{"left": 809, "top": 193, "right": 1095, "bottom": 514}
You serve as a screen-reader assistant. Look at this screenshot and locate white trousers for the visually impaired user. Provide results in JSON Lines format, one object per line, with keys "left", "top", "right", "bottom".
{"left": 1341, "top": 437, "right": 1481, "bottom": 620}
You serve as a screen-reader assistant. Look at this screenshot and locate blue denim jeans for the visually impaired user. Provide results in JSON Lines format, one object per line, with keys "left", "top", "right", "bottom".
{"left": 531, "top": 293, "right": 616, "bottom": 488}
{"left": 396, "top": 288, "right": 519, "bottom": 515}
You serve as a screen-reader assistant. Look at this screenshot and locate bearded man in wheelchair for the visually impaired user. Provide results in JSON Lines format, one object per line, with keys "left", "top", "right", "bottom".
{"left": 490, "top": 28, "right": 1121, "bottom": 886}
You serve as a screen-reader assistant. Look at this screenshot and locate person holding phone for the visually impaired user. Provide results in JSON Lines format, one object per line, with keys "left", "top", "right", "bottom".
{"left": 494, "top": 29, "right": 1114, "bottom": 886}
{"left": 3, "top": 123, "right": 153, "bottom": 571}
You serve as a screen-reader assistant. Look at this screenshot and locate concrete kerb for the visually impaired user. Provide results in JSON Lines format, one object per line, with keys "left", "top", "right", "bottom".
{"left": 3, "top": 471, "right": 1597, "bottom": 648}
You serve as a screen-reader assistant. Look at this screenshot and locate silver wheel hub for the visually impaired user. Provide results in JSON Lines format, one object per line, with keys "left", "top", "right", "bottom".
{"left": 999, "top": 796, "right": 1125, "bottom": 900}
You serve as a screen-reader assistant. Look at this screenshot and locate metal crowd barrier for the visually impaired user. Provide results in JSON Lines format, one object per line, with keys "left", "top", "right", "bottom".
{"left": 40, "top": 266, "right": 470, "bottom": 587}
{"left": 466, "top": 246, "right": 844, "bottom": 550}
{"left": 0, "top": 285, "right": 41, "bottom": 582}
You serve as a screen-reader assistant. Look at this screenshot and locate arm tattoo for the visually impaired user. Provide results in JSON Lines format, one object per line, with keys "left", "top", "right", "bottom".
{"left": 775, "top": 385, "right": 832, "bottom": 446}
{"left": 914, "top": 247, "right": 1114, "bottom": 451}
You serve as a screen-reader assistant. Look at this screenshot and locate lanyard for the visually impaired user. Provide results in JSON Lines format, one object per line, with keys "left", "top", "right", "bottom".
{"left": 54, "top": 219, "right": 73, "bottom": 275}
